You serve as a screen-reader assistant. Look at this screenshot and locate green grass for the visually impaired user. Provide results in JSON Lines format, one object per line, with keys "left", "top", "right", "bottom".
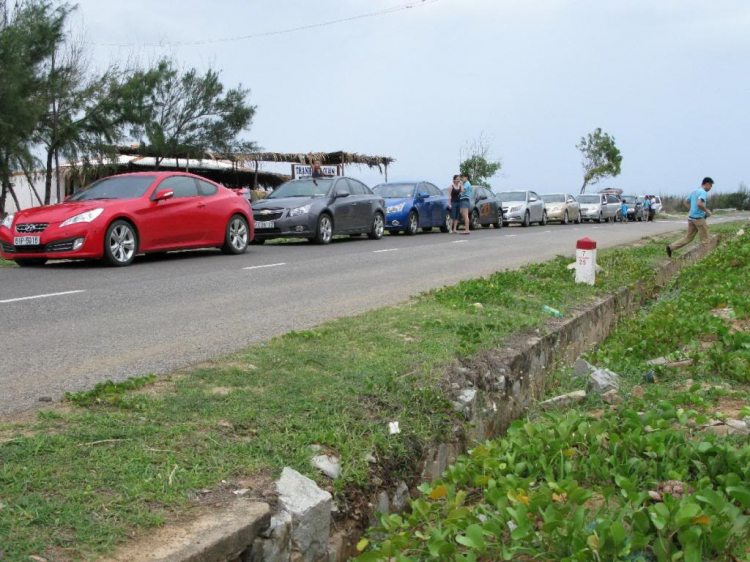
{"left": 359, "top": 224, "right": 750, "bottom": 561}
{"left": 0, "top": 229, "right": 739, "bottom": 561}
{"left": 0, "top": 257, "right": 15, "bottom": 268}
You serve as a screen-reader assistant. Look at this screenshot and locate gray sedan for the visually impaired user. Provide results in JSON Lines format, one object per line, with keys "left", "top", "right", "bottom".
{"left": 541, "top": 193, "right": 581, "bottom": 224}
{"left": 498, "top": 190, "right": 547, "bottom": 227}
{"left": 251, "top": 177, "right": 386, "bottom": 244}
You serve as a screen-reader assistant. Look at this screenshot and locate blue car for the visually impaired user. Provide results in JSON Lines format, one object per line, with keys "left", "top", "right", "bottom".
{"left": 372, "top": 181, "right": 451, "bottom": 235}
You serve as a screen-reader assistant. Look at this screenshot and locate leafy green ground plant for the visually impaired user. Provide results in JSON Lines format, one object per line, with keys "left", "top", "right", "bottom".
{"left": 358, "top": 227, "right": 750, "bottom": 561}
{"left": 0, "top": 230, "right": 739, "bottom": 561}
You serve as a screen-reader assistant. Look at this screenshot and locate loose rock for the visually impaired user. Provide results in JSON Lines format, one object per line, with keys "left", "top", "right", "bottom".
{"left": 391, "top": 481, "right": 411, "bottom": 512}
{"left": 601, "top": 389, "right": 621, "bottom": 405}
{"left": 38, "top": 397, "right": 52, "bottom": 403}
{"left": 631, "top": 385, "right": 645, "bottom": 400}
{"left": 573, "top": 358, "right": 595, "bottom": 378}
{"left": 311, "top": 455, "right": 342, "bottom": 480}
{"left": 588, "top": 369, "right": 620, "bottom": 394}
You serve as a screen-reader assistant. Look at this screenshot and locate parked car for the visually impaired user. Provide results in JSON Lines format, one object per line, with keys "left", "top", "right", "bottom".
{"left": 0, "top": 172, "right": 253, "bottom": 267}
{"left": 250, "top": 176, "right": 385, "bottom": 244}
{"left": 541, "top": 193, "right": 581, "bottom": 224}
{"left": 577, "top": 193, "right": 621, "bottom": 223}
{"left": 373, "top": 181, "right": 450, "bottom": 235}
{"left": 497, "top": 190, "right": 546, "bottom": 227}
{"left": 620, "top": 194, "right": 645, "bottom": 221}
{"left": 440, "top": 185, "right": 502, "bottom": 229}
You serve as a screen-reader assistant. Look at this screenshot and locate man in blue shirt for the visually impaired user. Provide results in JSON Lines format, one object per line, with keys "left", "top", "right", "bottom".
{"left": 667, "top": 177, "right": 713, "bottom": 257}
{"left": 459, "top": 174, "right": 473, "bottom": 234}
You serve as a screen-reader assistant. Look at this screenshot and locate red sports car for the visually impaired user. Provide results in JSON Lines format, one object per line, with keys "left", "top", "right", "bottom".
{"left": 0, "top": 172, "right": 254, "bottom": 267}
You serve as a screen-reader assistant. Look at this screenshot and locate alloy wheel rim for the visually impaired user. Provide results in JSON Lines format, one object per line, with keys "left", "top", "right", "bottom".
{"left": 409, "top": 213, "right": 417, "bottom": 232}
{"left": 230, "top": 219, "right": 248, "bottom": 250}
{"left": 564, "top": 211, "right": 568, "bottom": 224}
{"left": 320, "top": 217, "right": 332, "bottom": 242}
{"left": 374, "top": 214, "right": 384, "bottom": 237}
{"left": 110, "top": 224, "right": 135, "bottom": 263}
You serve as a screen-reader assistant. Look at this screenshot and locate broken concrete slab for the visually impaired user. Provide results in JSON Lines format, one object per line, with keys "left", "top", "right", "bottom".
{"left": 573, "top": 358, "right": 595, "bottom": 378}
{"left": 103, "top": 502, "right": 270, "bottom": 562}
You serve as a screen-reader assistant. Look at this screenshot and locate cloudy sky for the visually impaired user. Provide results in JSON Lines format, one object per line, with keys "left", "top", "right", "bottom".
{"left": 71, "top": 0, "right": 749, "bottom": 196}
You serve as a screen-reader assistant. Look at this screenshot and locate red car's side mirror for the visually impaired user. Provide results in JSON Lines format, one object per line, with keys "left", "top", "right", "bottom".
{"left": 154, "top": 190, "right": 174, "bottom": 202}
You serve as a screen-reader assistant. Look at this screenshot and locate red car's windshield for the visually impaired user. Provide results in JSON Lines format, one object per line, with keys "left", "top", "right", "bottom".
{"left": 68, "top": 176, "right": 156, "bottom": 201}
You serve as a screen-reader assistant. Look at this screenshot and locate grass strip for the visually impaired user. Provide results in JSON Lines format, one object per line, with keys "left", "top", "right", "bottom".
{"left": 0, "top": 257, "right": 15, "bottom": 268}
{"left": 358, "top": 224, "right": 749, "bottom": 561}
{"left": 0, "top": 226, "right": 741, "bottom": 561}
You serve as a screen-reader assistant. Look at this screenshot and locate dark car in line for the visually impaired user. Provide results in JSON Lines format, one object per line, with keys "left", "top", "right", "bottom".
{"left": 373, "top": 181, "right": 450, "bottom": 235}
{"left": 620, "top": 194, "right": 646, "bottom": 221}
{"left": 441, "top": 185, "right": 503, "bottom": 230}
{"left": 251, "top": 176, "right": 386, "bottom": 244}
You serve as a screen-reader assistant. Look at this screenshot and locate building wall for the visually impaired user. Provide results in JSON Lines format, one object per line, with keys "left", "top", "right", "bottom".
{"left": 6, "top": 172, "right": 66, "bottom": 213}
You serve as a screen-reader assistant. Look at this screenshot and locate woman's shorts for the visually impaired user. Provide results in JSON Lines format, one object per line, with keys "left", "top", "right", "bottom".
{"left": 450, "top": 204, "right": 461, "bottom": 220}
{"left": 459, "top": 199, "right": 471, "bottom": 210}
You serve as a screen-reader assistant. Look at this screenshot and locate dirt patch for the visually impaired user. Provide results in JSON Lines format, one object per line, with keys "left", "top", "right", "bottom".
{"left": 709, "top": 396, "right": 749, "bottom": 419}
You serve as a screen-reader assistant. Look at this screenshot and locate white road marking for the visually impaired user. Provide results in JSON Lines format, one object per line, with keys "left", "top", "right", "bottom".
{"left": 573, "top": 228, "right": 580, "bottom": 231}
{"left": 373, "top": 248, "right": 399, "bottom": 253}
{"left": 452, "top": 240, "right": 469, "bottom": 244}
{"left": 244, "top": 263, "right": 287, "bottom": 271}
{"left": 543, "top": 230, "right": 552, "bottom": 233}
{"left": 0, "top": 290, "right": 86, "bottom": 305}
{"left": 505, "top": 234, "right": 519, "bottom": 238}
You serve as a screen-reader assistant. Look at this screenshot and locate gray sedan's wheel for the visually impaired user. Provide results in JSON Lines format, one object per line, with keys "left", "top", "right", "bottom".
{"left": 562, "top": 210, "right": 569, "bottom": 225}
{"left": 522, "top": 211, "right": 530, "bottom": 227}
{"left": 314, "top": 213, "right": 333, "bottom": 244}
{"left": 406, "top": 211, "right": 419, "bottom": 235}
{"left": 221, "top": 215, "right": 249, "bottom": 255}
{"left": 596, "top": 213, "right": 603, "bottom": 224}
{"left": 575, "top": 212, "right": 582, "bottom": 224}
{"left": 368, "top": 212, "right": 385, "bottom": 240}
{"left": 540, "top": 211, "right": 548, "bottom": 226}
{"left": 470, "top": 209, "right": 480, "bottom": 230}
{"left": 440, "top": 210, "right": 451, "bottom": 233}
{"left": 103, "top": 220, "right": 137, "bottom": 267}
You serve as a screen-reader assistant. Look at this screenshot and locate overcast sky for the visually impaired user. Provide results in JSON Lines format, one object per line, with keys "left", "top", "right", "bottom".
{"left": 71, "top": 0, "right": 749, "bottom": 196}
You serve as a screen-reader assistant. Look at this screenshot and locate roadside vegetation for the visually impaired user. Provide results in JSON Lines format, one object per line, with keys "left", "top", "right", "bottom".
{"left": 0, "top": 226, "right": 744, "bottom": 560}
{"left": 358, "top": 224, "right": 749, "bottom": 561}
{"left": 0, "top": 257, "right": 14, "bottom": 268}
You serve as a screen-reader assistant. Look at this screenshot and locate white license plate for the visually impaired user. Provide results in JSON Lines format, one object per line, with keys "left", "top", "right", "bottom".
{"left": 255, "top": 221, "right": 275, "bottom": 229}
{"left": 14, "top": 236, "right": 40, "bottom": 245}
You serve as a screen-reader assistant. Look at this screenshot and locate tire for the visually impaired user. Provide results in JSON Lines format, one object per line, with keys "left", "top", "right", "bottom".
{"left": 539, "top": 211, "right": 548, "bottom": 226}
{"left": 596, "top": 213, "right": 603, "bottom": 224}
{"left": 15, "top": 258, "right": 47, "bottom": 267}
{"left": 406, "top": 211, "right": 419, "bottom": 236}
{"left": 103, "top": 219, "right": 138, "bottom": 267}
{"left": 562, "top": 211, "right": 569, "bottom": 225}
{"left": 470, "top": 209, "right": 480, "bottom": 230}
{"left": 221, "top": 215, "right": 249, "bottom": 255}
{"left": 493, "top": 213, "right": 502, "bottom": 229}
{"left": 314, "top": 213, "right": 334, "bottom": 244}
{"left": 440, "top": 210, "right": 451, "bottom": 233}
{"left": 522, "top": 211, "right": 531, "bottom": 227}
{"left": 576, "top": 212, "right": 582, "bottom": 224}
{"left": 368, "top": 212, "right": 385, "bottom": 240}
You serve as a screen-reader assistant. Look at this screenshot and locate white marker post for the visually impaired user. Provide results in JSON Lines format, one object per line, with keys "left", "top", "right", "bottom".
{"left": 574, "top": 237, "right": 597, "bottom": 285}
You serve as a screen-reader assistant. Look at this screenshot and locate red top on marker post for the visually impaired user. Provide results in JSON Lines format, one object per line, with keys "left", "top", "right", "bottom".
{"left": 576, "top": 237, "right": 597, "bottom": 250}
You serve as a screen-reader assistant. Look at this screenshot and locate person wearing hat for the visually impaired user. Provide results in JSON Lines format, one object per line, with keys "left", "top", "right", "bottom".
{"left": 666, "top": 177, "right": 714, "bottom": 257}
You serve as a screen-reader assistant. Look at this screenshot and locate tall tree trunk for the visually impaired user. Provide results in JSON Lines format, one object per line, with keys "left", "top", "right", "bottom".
{"left": 0, "top": 182, "right": 7, "bottom": 216}
{"left": 44, "top": 146, "right": 54, "bottom": 205}
{"left": 580, "top": 179, "right": 588, "bottom": 195}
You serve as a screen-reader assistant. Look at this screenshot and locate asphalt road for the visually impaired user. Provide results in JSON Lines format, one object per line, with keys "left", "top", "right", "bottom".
{"left": 1, "top": 214, "right": 747, "bottom": 416}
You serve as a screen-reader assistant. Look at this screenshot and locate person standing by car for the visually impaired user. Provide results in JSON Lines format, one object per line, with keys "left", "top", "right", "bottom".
{"left": 459, "top": 174, "right": 472, "bottom": 235}
{"left": 667, "top": 177, "right": 714, "bottom": 257}
{"left": 648, "top": 196, "right": 656, "bottom": 221}
{"left": 643, "top": 196, "right": 652, "bottom": 221}
{"left": 448, "top": 175, "right": 462, "bottom": 233}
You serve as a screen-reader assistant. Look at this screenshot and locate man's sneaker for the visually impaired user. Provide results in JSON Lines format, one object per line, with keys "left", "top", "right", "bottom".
{"left": 666, "top": 245, "right": 672, "bottom": 258}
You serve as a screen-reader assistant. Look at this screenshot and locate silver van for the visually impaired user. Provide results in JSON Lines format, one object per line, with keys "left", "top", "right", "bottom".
{"left": 576, "top": 193, "right": 621, "bottom": 223}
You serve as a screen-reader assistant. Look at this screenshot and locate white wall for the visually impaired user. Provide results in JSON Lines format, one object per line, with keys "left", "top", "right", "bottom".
{"left": 6, "top": 172, "right": 65, "bottom": 213}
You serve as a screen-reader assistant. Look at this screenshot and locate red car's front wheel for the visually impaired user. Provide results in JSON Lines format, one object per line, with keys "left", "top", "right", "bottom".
{"left": 103, "top": 220, "right": 138, "bottom": 267}
{"left": 222, "top": 215, "right": 249, "bottom": 255}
